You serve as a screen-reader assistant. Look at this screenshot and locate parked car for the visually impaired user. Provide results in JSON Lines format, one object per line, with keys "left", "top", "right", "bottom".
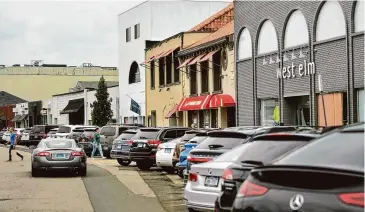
{"left": 156, "top": 137, "right": 183, "bottom": 173}
{"left": 54, "top": 125, "right": 89, "bottom": 139}
{"left": 31, "top": 139, "right": 87, "bottom": 177}
{"left": 231, "top": 123, "right": 364, "bottom": 212}
{"left": 129, "top": 127, "right": 190, "bottom": 170}
{"left": 100, "top": 125, "right": 140, "bottom": 158}
{"left": 177, "top": 132, "right": 210, "bottom": 179}
{"left": 29, "top": 125, "right": 59, "bottom": 146}
{"left": 0, "top": 129, "right": 6, "bottom": 144}
{"left": 2, "top": 130, "right": 10, "bottom": 142}
{"left": 213, "top": 132, "right": 320, "bottom": 212}
{"left": 2, "top": 128, "right": 25, "bottom": 143}
{"left": 19, "top": 128, "right": 32, "bottom": 145}
{"left": 78, "top": 127, "right": 99, "bottom": 156}
{"left": 176, "top": 129, "right": 218, "bottom": 158}
{"left": 46, "top": 128, "right": 59, "bottom": 139}
{"left": 110, "top": 129, "right": 138, "bottom": 166}
{"left": 68, "top": 128, "right": 86, "bottom": 142}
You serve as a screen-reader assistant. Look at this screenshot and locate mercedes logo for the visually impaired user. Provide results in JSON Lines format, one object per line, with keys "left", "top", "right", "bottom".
{"left": 289, "top": 194, "right": 304, "bottom": 210}
{"left": 208, "top": 169, "right": 212, "bottom": 175}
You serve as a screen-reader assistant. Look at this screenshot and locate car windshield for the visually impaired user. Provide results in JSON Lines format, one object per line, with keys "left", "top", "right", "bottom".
{"left": 131, "top": 129, "right": 160, "bottom": 139}
{"left": 58, "top": 126, "right": 71, "bottom": 133}
{"left": 48, "top": 131, "right": 57, "bottom": 135}
{"left": 168, "top": 137, "right": 182, "bottom": 144}
{"left": 116, "top": 132, "right": 136, "bottom": 140}
{"left": 196, "top": 132, "right": 248, "bottom": 149}
{"left": 187, "top": 136, "right": 207, "bottom": 144}
{"left": 31, "top": 126, "right": 45, "bottom": 133}
{"left": 100, "top": 127, "right": 116, "bottom": 136}
{"left": 45, "top": 140, "right": 74, "bottom": 148}
{"left": 274, "top": 131, "right": 364, "bottom": 172}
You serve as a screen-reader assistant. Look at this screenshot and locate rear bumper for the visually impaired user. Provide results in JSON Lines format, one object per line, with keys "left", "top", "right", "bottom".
{"left": 130, "top": 152, "right": 156, "bottom": 163}
{"left": 32, "top": 156, "right": 86, "bottom": 170}
{"left": 156, "top": 153, "right": 174, "bottom": 167}
{"left": 184, "top": 182, "right": 219, "bottom": 211}
{"left": 110, "top": 150, "right": 130, "bottom": 160}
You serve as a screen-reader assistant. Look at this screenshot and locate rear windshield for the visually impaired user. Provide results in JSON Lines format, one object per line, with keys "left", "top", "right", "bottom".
{"left": 117, "top": 131, "right": 137, "bottom": 140}
{"left": 84, "top": 128, "right": 97, "bottom": 132}
{"left": 48, "top": 131, "right": 57, "bottom": 135}
{"left": 45, "top": 140, "right": 73, "bottom": 148}
{"left": 131, "top": 129, "right": 160, "bottom": 139}
{"left": 23, "top": 129, "right": 31, "bottom": 133}
{"left": 181, "top": 133, "right": 198, "bottom": 142}
{"left": 187, "top": 136, "right": 207, "bottom": 144}
{"left": 274, "top": 131, "right": 364, "bottom": 172}
{"left": 100, "top": 127, "right": 116, "bottom": 136}
{"left": 196, "top": 136, "right": 246, "bottom": 150}
{"left": 72, "top": 129, "right": 84, "bottom": 133}
{"left": 169, "top": 137, "right": 182, "bottom": 144}
{"left": 215, "top": 140, "right": 308, "bottom": 164}
{"left": 31, "top": 125, "right": 45, "bottom": 133}
{"left": 58, "top": 126, "right": 71, "bottom": 133}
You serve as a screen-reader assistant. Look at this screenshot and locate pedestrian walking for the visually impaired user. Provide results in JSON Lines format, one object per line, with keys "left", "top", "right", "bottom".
{"left": 91, "top": 128, "right": 105, "bottom": 159}
{"left": 6, "top": 127, "right": 23, "bottom": 162}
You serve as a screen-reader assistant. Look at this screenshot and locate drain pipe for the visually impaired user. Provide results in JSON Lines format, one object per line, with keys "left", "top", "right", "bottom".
{"left": 84, "top": 89, "right": 88, "bottom": 125}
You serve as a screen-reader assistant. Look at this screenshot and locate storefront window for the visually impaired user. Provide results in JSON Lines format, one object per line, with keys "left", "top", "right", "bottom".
{"left": 211, "top": 109, "right": 218, "bottom": 128}
{"left": 261, "top": 99, "right": 279, "bottom": 126}
{"left": 358, "top": 89, "right": 364, "bottom": 122}
{"left": 188, "top": 111, "right": 198, "bottom": 128}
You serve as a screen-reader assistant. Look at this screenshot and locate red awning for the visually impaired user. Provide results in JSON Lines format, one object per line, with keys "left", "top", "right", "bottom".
{"left": 187, "top": 54, "right": 207, "bottom": 66}
{"left": 208, "top": 94, "right": 235, "bottom": 108}
{"left": 141, "top": 56, "right": 155, "bottom": 65}
{"left": 160, "top": 47, "right": 178, "bottom": 58}
{"left": 154, "top": 51, "right": 166, "bottom": 60}
{"left": 177, "top": 57, "right": 195, "bottom": 69}
{"left": 165, "top": 104, "right": 178, "bottom": 119}
{"left": 200, "top": 49, "right": 220, "bottom": 62}
{"left": 177, "top": 95, "right": 213, "bottom": 111}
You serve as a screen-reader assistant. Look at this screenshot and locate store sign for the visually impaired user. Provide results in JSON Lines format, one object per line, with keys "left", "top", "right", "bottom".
{"left": 276, "top": 60, "right": 316, "bottom": 79}
{"left": 185, "top": 101, "right": 201, "bottom": 106}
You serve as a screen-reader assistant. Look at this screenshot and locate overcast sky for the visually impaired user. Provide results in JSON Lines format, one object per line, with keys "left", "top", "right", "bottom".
{"left": 0, "top": 1, "right": 143, "bottom": 67}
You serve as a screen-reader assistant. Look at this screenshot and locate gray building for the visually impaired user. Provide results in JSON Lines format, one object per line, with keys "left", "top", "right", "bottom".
{"left": 234, "top": 0, "right": 364, "bottom": 127}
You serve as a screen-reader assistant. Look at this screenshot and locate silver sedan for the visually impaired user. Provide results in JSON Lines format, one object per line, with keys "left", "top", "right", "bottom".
{"left": 31, "top": 138, "right": 87, "bottom": 177}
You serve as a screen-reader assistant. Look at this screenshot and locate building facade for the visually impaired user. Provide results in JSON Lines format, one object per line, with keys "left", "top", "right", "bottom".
{"left": 118, "top": 0, "right": 230, "bottom": 125}
{"left": 0, "top": 66, "right": 118, "bottom": 101}
{"left": 235, "top": 0, "right": 364, "bottom": 127}
{"left": 51, "top": 86, "right": 119, "bottom": 126}
{"left": 145, "top": 32, "right": 212, "bottom": 127}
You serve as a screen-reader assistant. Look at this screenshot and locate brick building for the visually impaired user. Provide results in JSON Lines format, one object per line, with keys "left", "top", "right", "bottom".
{"left": 234, "top": 1, "right": 364, "bottom": 126}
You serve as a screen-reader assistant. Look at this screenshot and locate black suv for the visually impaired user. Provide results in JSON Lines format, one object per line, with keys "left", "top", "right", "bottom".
{"left": 129, "top": 127, "right": 190, "bottom": 170}
{"left": 29, "top": 125, "right": 59, "bottom": 146}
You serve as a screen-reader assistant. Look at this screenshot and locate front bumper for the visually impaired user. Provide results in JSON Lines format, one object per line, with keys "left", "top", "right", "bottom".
{"left": 110, "top": 150, "right": 130, "bottom": 160}
{"left": 185, "top": 181, "right": 218, "bottom": 211}
{"left": 32, "top": 156, "right": 86, "bottom": 170}
{"left": 130, "top": 152, "right": 156, "bottom": 163}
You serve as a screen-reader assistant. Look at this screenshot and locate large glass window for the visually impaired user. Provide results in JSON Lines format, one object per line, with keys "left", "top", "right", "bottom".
{"left": 261, "top": 99, "right": 279, "bottom": 126}
{"left": 358, "top": 89, "right": 364, "bottom": 122}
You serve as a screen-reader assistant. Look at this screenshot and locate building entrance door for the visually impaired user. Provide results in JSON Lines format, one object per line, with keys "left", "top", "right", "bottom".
{"left": 285, "top": 95, "right": 310, "bottom": 126}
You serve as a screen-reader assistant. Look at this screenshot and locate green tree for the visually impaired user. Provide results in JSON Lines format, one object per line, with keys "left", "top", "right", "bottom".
{"left": 90, "top": 76, "right": 113, "bottom": 126}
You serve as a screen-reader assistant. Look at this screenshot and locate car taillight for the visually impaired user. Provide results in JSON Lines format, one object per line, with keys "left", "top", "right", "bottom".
{"left": 187, "top": 156, "right": 212, "bottom": 163}
{"left": 148, "top": 140, "right": 161, "bottom": 147}
{"left": 126, "top": 140, "right": 133, "bottom": 145}
{"left": 237, "top": 180, "right": 268, "bottom": 197}
{"left": 37, "top": 152, "right": 50, "bottom": 157}
{"left": 338, "top": 192, "right": 364, "bottom": 207}
{"left": 222, "top": 169, "right": 233, "bottom": 180}
{"left": 188, "top": 172, "right": 198, "bottom": 182}
{"left": 41, "top": 133, "right": 47, "bottom": 138}
{"left": 71, "top": 151, "right": 85, "bottom": 156}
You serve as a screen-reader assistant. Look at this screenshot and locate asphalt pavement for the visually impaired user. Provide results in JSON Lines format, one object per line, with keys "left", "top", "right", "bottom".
{"left": 0, "top": 145, "right": 166, "bottom": 212}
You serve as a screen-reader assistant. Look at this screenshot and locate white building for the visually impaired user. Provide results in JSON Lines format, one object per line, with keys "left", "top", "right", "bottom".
{"left": 50, "top": 85, "right": 119, "bottom": 126}
{"left": 12, "top": 103, "right": 29, "bottom": 128}
{"left": 118, "top": 0, "right": 230, "bottom": 125}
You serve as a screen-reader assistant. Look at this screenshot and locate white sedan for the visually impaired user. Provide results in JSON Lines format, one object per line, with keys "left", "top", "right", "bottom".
{"left": 156, "top": 137, "right": 181, "bottom": 172}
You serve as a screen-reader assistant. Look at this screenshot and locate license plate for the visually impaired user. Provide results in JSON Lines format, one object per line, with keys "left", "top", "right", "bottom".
{"left": 165, "top": 148, "right": 171, "bottom": 153}
{"left": 117, "top": 145, "right": 121, "bottom": 149}
{"left": 56, "top": 153, "right": 65, "bottom": 158}
{"left": 137, "top": 143, "right": 143, "bottom": 148}
{"left": 204, "top": 176, "right": 219, "bottom": 187}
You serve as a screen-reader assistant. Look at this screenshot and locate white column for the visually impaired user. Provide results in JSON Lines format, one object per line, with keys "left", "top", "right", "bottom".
{"left": 84, "top": 89, "right": 88, "bottom": 125}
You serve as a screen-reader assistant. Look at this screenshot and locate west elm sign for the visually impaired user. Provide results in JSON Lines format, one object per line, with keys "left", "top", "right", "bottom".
{"left": 276, "top": 60, "right": 316, "bottom": 79}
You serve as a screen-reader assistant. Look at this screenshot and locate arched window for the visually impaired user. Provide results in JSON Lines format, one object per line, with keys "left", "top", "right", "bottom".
{"left": 238, "top": 28, "right": 252, "bottom": 60}
{"left": 129, "top": 61, "right": 141, "bottom": 84}
{"left": 354, "top": 0, "right": 364, "bottom": 32}
{"left": 284, "top": 10, "right": 309, "bottom": 49}
{"left": 257, "top": 20, "right": 278, "bottom": 55}
{"left": 316, "top": 1, "right": 346, "bottom": 41}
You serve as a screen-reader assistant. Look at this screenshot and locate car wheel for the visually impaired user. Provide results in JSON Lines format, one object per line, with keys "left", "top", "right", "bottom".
{"left": 31, "top": 167, "right": 40, "bottom": 177}
{"left": 136, "top": 162, "right": 151, "bottom": 171}
{"left": 117, "top": 159, "right": 131, "bottom": 166}
{"left": 79, "top": 167, "right": 87, "bottom": 177}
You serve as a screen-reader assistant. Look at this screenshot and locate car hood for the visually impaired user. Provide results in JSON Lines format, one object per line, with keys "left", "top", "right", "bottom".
{"left": 191, "top": 161, "right": 233, "bottom": 178}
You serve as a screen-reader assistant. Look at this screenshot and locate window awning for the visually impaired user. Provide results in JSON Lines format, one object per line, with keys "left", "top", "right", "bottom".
{"left": 154, "top": 51, "right": 166, "bottom": 60}
{"left": 141, "top": 56, "right": 155, "bottom": 65}
{"left": 165, "top": 104, "right": 179, "bottom": 119}
{"left": 11, "top": 115, "right": 21, "bottom": 122}
{"left": 17, "top": 114, "right": 28, "bottom": 121}
{"left": 177, "top": 95, "right": 213, "bottom": 111}
{"left": 60, "top": 98, "right": 84, "bottom": 114}
{"left": 200, "top": 49, "right": 220, "bottom": 62}
{"left": 208, "top": 94, "right": 235, "bottom": 108}
{"left": 177, "top": 57, "right": 195, "bottom": 69}
{"left": 187, "top": 54, "right": 207, "bottom": 66}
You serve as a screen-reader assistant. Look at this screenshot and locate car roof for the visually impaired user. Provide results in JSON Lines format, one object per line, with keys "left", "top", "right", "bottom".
{"left": 139, "top": 127, "right": 190, "bottom": 131}
{"left": 251, "top": 131, "right": 320, "bottom": 142}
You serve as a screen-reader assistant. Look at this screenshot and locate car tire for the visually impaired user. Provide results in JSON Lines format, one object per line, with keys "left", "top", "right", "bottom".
{"left": 117, "top": 159, "right": 131, "bottom": 166}
{"left": 79, "top": 167, "right": 87, "bottom": 177}
{"left": 31, "top": 167, "right": 40, "bottom": 177}
{"left": 136, "top": 162, "right": 151, "bottom": 171}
